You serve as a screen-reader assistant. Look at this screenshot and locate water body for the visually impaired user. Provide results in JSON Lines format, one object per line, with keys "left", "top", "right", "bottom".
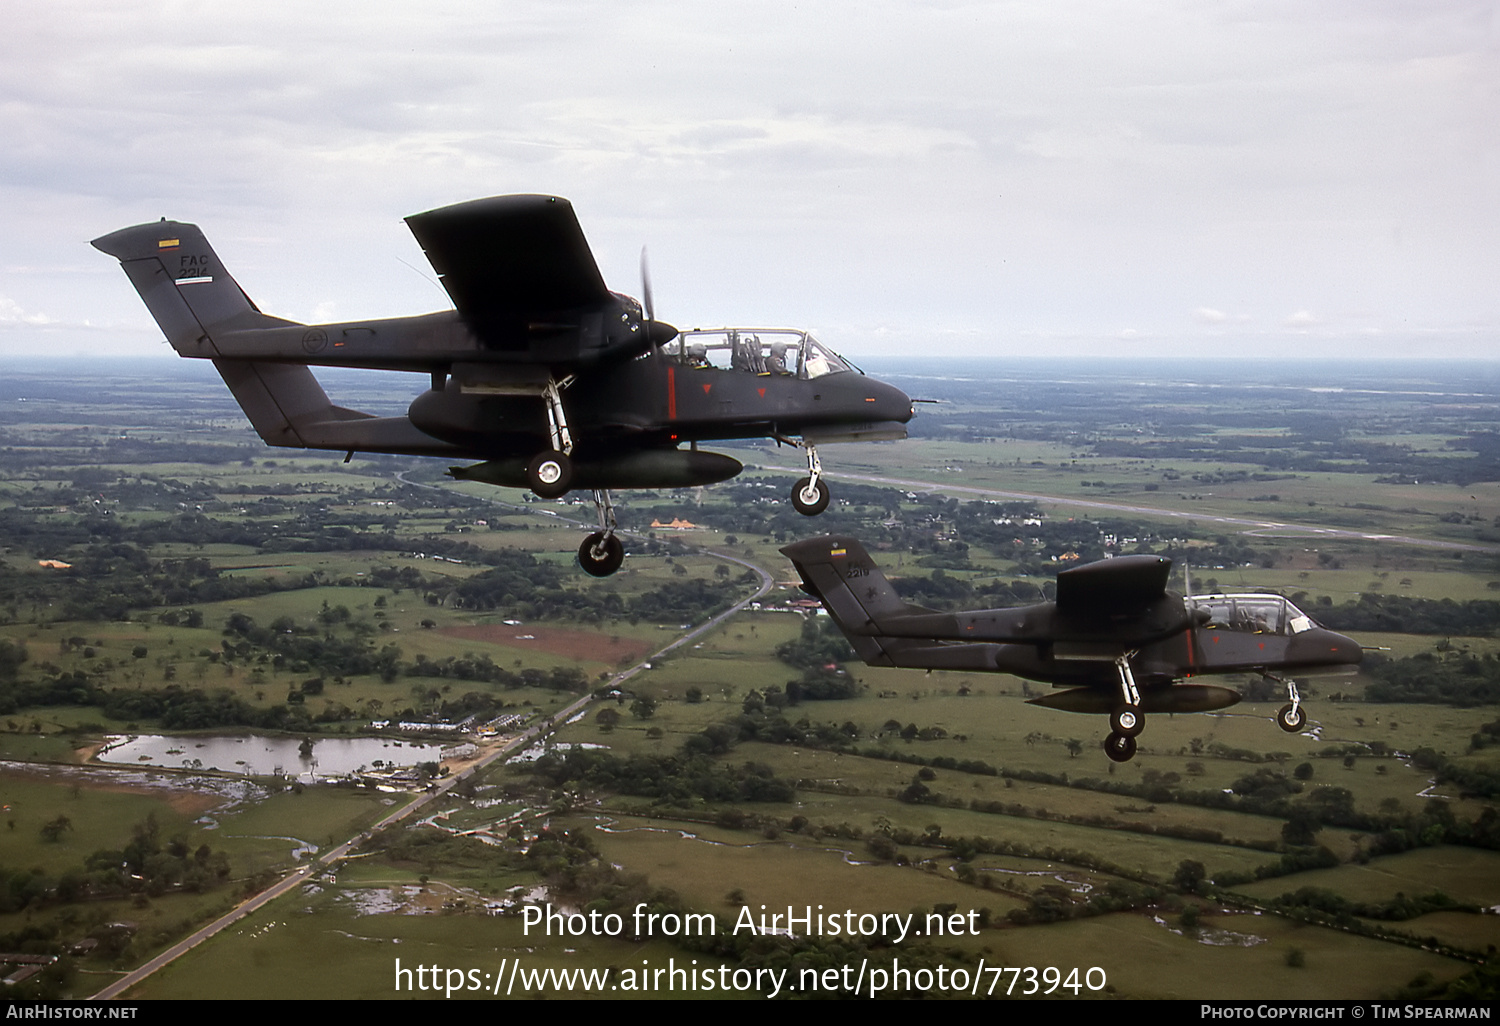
{"left": 97, "top": 733, "right": 449, "bottom": 782}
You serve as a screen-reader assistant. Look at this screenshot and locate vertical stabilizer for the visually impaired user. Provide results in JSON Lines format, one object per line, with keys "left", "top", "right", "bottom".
{"left": 91, "top": 218, "right": 418, "bottom": 454}
{"left": 91, "top": 220, "right": 296, "bottom": 355}
{"left": 780, "top": 535, "right": 935, "bottom": 666}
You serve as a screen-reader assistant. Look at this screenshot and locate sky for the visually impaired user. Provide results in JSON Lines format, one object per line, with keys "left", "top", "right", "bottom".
{"left": 1, "top": 1, "right": 1496, "bottom": 363}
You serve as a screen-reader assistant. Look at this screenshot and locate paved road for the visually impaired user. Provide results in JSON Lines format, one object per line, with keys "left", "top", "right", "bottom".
{"left": 91, "top": 459, "right": 1478, "bottom": 997}
{"left": 92, "top": 480, "right": 776, "bottom": 1000}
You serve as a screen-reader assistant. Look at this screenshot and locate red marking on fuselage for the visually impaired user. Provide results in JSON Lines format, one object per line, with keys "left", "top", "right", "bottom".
{"left": 667, "top": 366, "right": 677, "bottom": 419}
{"left": 758, "top": 387, "right": 766, "bottom": 398}
{"left": 702, "top": 383, "right": 712, "bottom": 395}
{"left": 1184, "top": 628, "right": 1196, "bottom": 678}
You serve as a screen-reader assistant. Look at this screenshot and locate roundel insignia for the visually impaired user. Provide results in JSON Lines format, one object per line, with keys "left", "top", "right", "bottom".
{"left": 302, "top": 328, "right": 328, "bottom": 354}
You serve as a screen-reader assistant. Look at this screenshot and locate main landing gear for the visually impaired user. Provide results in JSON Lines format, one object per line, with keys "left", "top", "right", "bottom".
{"left": 1104, "top": 653, "right": 1144, "bottom": 762}
{"left": 1267, "top": 675, "right": 1306, "bottom": 733}
{"left": 525, "top": 376, "right": 577, "bottom": 499}
{"left": 522, "top": 377, "right": 610, "bottom": 571}
{"left": 527, "top": 451, "right": 571, "bottom": 499}
{"left": 785, "top": 439, "right": 830, "bottom": 516}
{"left": 577, "top": 489, "right": 625, "bottom": 577}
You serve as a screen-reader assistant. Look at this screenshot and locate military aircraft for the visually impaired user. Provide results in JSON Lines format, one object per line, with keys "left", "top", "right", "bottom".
{"left": 93, "top": 195, "right": 913, "bottom": 576}
{"left": 781, "top": 535, "right": 1362, "bottom": 762}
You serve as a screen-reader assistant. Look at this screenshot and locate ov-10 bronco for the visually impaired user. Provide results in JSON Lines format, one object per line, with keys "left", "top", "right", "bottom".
{"left": 781, "top": 536, "right": 1363, "bottom": 762}
{"left": 93, "top": 195, "right": 913, "bottom": 576}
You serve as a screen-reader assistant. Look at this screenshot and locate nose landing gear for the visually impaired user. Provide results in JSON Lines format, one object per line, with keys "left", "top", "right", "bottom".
{"left": 791, "top": 443, "right": 829, "bottom": 516}
{"left": 1266, "top": 675, "right": 1307, "bottom": 733}
{"left": 778, "top": 438, "right": 832, "bottom": 516}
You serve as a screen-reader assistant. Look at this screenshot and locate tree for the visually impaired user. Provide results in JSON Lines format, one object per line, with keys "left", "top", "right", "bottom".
{"left": 630, "top": 696, "right": 657, "bottom": 720}
{"left": 40, "top": 815, "right": 73, "bottom": 842}
{"left": 1172, "top": 859, "right": 1207, "bottom": 894}
{"left": 1282, "top": 815, "right": 1320, "bottom": 847}
{"left": 1179, "top": 904, "right": 1201, "bottom": 932}
{"left": 596, "top": 708, "right": 621, "bottom": 732}
{"left": 1065, "top": 738, "right": 1083, "bottom": 758}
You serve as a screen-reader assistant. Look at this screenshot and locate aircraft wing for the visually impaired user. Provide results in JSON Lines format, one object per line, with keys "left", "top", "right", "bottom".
{"left": 1054, "top": 554, "right": 1173, "bottom": 615}
{"left": 404, "top": 195, "right": 614, "bottom": 353}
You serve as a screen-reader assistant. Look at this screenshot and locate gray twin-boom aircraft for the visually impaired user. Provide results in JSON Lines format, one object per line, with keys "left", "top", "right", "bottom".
{"left": 782, "top": 535, "right": 1363, "bottom": 761}
{"left": 94, "top": 194, "right": 913, "bottom": 576}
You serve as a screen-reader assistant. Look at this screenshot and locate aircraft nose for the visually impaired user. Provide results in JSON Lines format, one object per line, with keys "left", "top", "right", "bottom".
{"left": 1289, "top": 628, "right": 1362, "bottom": 667}
{"left": 866, "top": 378, "right": 914, "bottom": 423}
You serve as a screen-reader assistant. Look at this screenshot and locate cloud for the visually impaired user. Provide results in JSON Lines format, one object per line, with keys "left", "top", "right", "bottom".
{"left": 1, "top": 1, "right": 1494, "bottom": 359}
{"left": 0, "top": 296, "right": 55, "bottom": 328}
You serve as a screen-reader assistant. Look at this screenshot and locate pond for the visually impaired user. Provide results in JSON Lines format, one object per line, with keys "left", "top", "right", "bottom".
{"left": 97, "top": 733, "right": 450, "bottom": 782}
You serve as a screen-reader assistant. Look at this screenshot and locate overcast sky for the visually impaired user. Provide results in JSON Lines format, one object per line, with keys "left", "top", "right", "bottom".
{"left": 2, "top": 1, "right": 1495, "bottom": 363}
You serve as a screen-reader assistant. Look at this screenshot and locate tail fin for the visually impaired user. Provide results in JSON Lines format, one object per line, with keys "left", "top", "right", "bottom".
{"left": 780, "top": 535, "right": 937, "bottom": 666}
{"left": 91, "top": 219, "right": 297, "bottom": 355}
{"left": 93, "top": 219, "right": 451, "bottom": 457}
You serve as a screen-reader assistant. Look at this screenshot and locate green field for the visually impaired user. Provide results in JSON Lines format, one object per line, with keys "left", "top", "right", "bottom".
{"left": 1, "top": 359, "right": 1497, "bottom": 1000}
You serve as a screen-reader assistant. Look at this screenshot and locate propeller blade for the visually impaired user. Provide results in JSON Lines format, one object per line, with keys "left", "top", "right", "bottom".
{"left": 639, "top": 246, "right": 655, "bottom": 324}
{"left": 639, "top": 245, "right": 676, "bottom": 345}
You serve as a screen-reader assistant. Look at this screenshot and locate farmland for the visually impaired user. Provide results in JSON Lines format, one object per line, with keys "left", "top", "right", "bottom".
{"left": 0, "top": 356, "right": 1497, "bottom": 1000}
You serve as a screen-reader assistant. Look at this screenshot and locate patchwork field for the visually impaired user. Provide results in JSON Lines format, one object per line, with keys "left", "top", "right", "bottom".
{"left": 0, "top": 358, "right": 1496, "bottom": 1000}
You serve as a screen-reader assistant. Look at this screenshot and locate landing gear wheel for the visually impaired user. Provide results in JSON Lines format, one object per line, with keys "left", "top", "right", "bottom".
{"left": 1110, "top": 704, "right": 1144, "bottom": 738}
{"left": 577, "top": 532, "right": 625, "bottom": 577}
{"left": 1104, "top": 733, "right": 1138, "bottom": 763}
{"left": 1276, "top": 703, "right": 1306, "bottom": 733}
{"left": 527, "top": 451, "right": 572, "bottom": 498}
{"left": 791, "top": 477, "right": 830, "bottom": 516}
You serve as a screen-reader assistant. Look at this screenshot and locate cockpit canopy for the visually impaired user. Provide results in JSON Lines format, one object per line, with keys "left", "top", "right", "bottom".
{"left": 1189, "top": 593, "right": 1318, "bottom": 636}
{"left": 663, "top": 328, "right": 857, "bottom": 380}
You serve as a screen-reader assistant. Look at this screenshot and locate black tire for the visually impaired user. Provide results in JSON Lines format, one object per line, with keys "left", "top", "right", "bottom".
{"left": 1276, "top": 703, "right": 1306, "bottom": 733}
{"left": 1110, "top": 704, "right": 1144, "bottom": 738}
{"left": 527, "top": 451, "right": 572, "bottom": 498}
{"left": 791, "top": 477, "right": 830, "bottom": 516}
{"left": 577, "top": 532, "right": 624, "bottom": 577}
{"left": 1103, "top": 733, "right": 1137, "bottom": 763}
